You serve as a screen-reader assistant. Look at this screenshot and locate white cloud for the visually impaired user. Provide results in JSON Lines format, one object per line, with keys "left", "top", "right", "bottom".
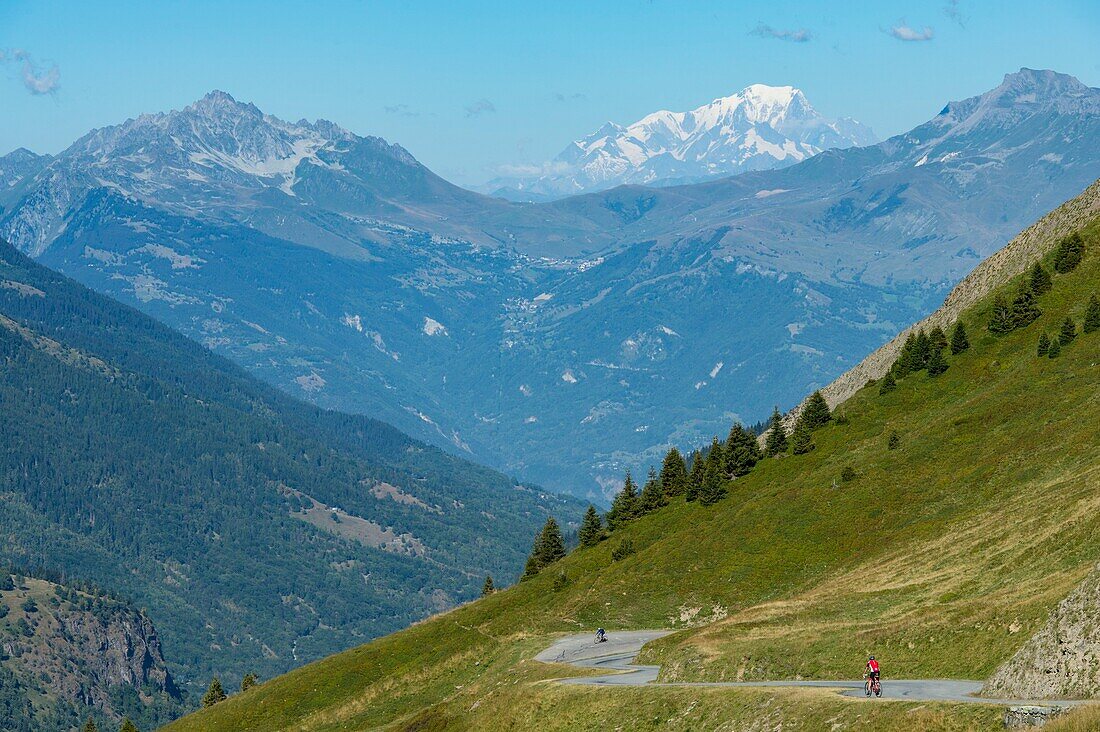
{"left": 889, "top": 24, "right": 935, "bottom": 42}
{"left": 464, "top": 98, "right": 496, "bottom": 117}
{"left": 1, "top": 48, "right": 60, "bottom": 95}
{"left": 751, "top": 24, "right": 812, "bottom": 43}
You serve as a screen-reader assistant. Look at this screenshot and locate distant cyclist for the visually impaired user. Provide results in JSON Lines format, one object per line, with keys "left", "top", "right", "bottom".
{"left": 865, "top": 655, "right": 880, "bottom": 696}
{"left": 595, "top": 627, "right": 607, "bottom": 643}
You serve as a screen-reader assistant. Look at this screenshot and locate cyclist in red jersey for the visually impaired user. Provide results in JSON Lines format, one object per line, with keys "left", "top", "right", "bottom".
{"left": 865, "top": 656, "right": 880, "bottom": 696}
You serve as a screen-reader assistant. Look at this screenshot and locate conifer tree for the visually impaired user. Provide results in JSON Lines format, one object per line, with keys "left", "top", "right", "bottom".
{"left": 950, "top": 321, "right": 970, "bottom": 354}
{"left": 926, "top": 346, "right": 948, "bottom": 376}
{"left": 893, "top": 332, "right": 918, "bottom": 377}
{"left": 1053, "top": 232, "right": 1084, "bottom": 273}
{"left": 686, "top": 451, "right": 704, "bottom": 502}
{"left": 1029, "top": 262, "right": 1053, "bottom": 296}
{"left": 725, "top": 423, "right": 761, "bottom": 476}
{"left": 801, "top": 391, "right": 832, "bottom": 429}
{"left": 1010, "top": 285, "right": 1042, "bottom": 329}
{"left": 1085, "top": 295, "right": 1100, "bottom": 334}
{"left": 659, "top": 447, "right": 689, "bottom": 496}
{"left": 1037, "top": 332, "right": 1051, "bottom": 357}
{"left": 763, "top": 407, "right": 788, "bottom": 456}
{"left": 887, "top": 430, "right": 901, "bottom": 450}
{"left": 606, "top": 471, "right": 639, "bottom": 530}
{"left": 578, "top": 506, "right": 603, "bottom": 547}
{"left": 929, "top": 326, "right": 948, "bottom": 353}
{"left": 481, "top": 576, "right": 495, "bottom": 596}
{"left": 1047, "top": 337, "right": 1061, "bottom": 358}
{"left": 1059, "top": 316, "right": 1077, "bottom": 346}
{"left": 988, "top": 294, "right": 1013, "bottom": 334}
{"left": 790, "top": 419, "right": 815, "bottom": 455}
{"left": 640, "top": 467, "right": 666, "bottom": 513}
{"left": 119, "top": 719, "right": 139, "bottom": 732}
{"left": 83, "top": 719, "right": 98, "bottom": 732}
{"left": 522, "top": 517, "right": 566, "bottom": 578}
{"left": 240, "top": 673, "right": 258, "bottom": 692}
{"left": 705, "top": 436, "right": 725, "bottom": 476}
{"left": 913, "top": 330, "right": 932, "bottom": 369}
{"left": 698, "top": 458, "right": 727, "bottom": 506}
{"left": 202, "top": 677, "right": 227, "bottom": 708}
{"left": 879, "top": 371, "right": 897, "bottom": 395}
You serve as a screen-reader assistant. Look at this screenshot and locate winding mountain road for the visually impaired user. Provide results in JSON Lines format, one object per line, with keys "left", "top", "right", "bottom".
{"left": 535, "top": 631, "right": 1084, "bottom": 707}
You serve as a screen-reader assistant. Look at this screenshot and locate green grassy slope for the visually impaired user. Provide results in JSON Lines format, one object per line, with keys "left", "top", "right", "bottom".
{"left": 168, "top": 205, "right": 1100, "bottom": 731}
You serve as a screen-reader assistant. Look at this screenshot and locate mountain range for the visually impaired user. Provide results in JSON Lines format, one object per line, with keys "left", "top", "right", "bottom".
{"left": 485, "top": 84, "right": 877, "bottom": 200}
{"left": 1, "top": 68, "right": 1097, "bottom": 501}
{"left": 0, "top": 236, "right": 582, "bottom": 702}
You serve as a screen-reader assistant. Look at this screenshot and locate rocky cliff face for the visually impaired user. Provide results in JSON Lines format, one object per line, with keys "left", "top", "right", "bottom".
{"left": 0, "top": 575, "right": 180, "bottom": 726}
{"left": 983, "top": 564, "right": 1100, "bottom": 700}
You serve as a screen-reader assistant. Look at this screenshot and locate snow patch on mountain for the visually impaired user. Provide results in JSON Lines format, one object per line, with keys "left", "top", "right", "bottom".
{"left": 486, "top": 84, "right": 876, "bottom": 198}
{"left": 422, "top": 317, "right": 448, "bottom": 336}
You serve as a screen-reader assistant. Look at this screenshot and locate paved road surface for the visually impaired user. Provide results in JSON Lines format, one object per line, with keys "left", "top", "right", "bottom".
{"left": 536, "top": 631, "right": 1084, "bottom": 707}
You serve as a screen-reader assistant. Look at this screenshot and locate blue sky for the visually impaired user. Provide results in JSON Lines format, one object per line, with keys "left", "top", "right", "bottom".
{"left": 2, "top": 0, "right": 1097, "bottom": 185}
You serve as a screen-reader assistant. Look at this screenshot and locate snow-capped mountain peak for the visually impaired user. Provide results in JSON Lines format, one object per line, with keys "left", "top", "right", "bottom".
{"left": 487, "top": 84, "right": 876, "bottom": 199}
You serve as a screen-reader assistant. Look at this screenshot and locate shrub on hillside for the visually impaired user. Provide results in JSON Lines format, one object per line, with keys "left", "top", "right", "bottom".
{"left": 611, "top": 539, "right": 635, "bottom": 562}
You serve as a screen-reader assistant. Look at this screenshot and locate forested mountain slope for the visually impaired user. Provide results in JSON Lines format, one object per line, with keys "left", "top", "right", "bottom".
{"left": 0, "top": 239, "right": 582, "bottom": 699}
{"left": 170, "top": 186, "right": 1100, "bottom": 731}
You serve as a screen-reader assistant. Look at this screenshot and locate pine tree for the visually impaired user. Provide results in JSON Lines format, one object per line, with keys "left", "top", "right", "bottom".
{"left": 606, "top": 471, "right": 639, "bottom": 530}
{"left": 913, "top": 330, "right": 932, "bottom": 369}
{"left": 537, "top": 517, "right": 566, "bottom": 564}
{"left": 879, "top": 371, "right": 897, "bottom": 395}
{"left": 1059, "top": 317, "right": 1077, "bottom": 346}
{"left": 725, "top": 424, "right": 761, "bottom": 476}
{"left": 83, "top": 719, "right": 98, "bottom": 732}
{"left": 686, "top": 451, "right": 704, "bottom": 502}
{"left": 790, "top": 419, "right": 815, "bottom": 455}
{"left": 763, "top": 407, "right": 788, "bottom": 456}
{"left": 1029, "top": 262, "right": 1053, "bottom": 296}
{"left": 1010, "top": 285, "right": 1042, "bottom": 329}
{"left": 1047, "top": 337, "right": 1062, "bottom": 358}
{"left": 950, "top": 321, "right": 970, "bottom": 354}
{"left": 481, "top": 576, "right": 495, "bottom": 596}
{"left": 926, "top": 346, "right": 948, "bottom": 376}
{"left": 1052, "top": 232, "right": 1084, "bottom": 273}
{"left": 240, "top": 672, "right": 258, "bottom": 692}
{"left": 893, "top": 332, "right": 918, "bottom": 377}
{"left": 202, "top": 677, "right": 227, "bottom": 708}
{"left": 801, "top": 391, "right": 832, "bottom": 429}
{"left": 988, "top": 294, "right": 1013, "bottom": 334}
{"left": 1037, "top": 332, "right": 1051, "bottom": 357}
{"left": 578, "top": 506, "right": 604, "bottom": 547}
{"left": 1085, "top": 295, "right": 1100, "bottom": 334}
{"left": 658, "top": 447, "right": 689, "bottom": 496}
{"left": 705, "top": 436, "right": 725, "bottom": 477}
{"left": 887, "top": 430, "right": 901, "bottom": 450}
{"left": 929, "top": 326, "right": 948, "bottom": 353}
{"left": 639, "top": 467, "right": 666, "bottom": 513}
{"left": 119, "top": 719, "right": 139, "bottom": 732}
{"left": 522, "top": 517, "right": 567, "bottom": 579}
{"left": 698, "top": 458, "right": 727, "bottom": 506}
